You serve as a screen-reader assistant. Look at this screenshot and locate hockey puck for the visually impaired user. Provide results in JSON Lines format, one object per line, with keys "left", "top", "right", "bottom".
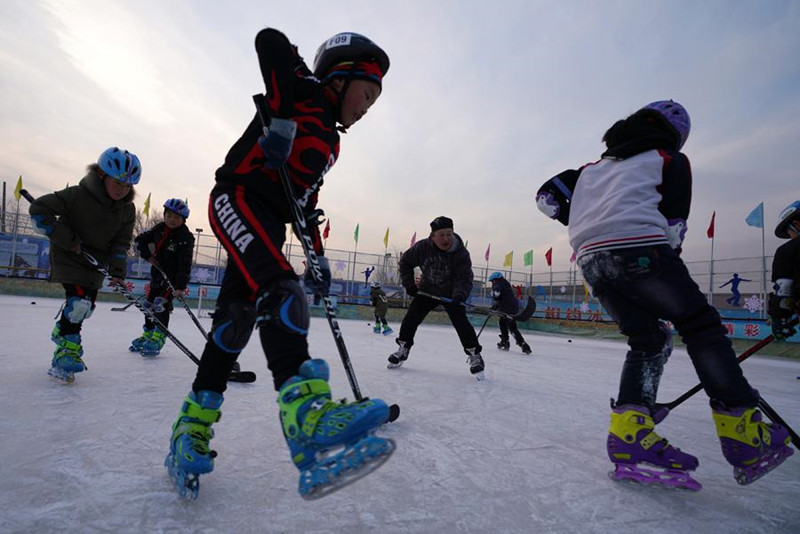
{"left": 567, "top": 339, "right": 572, "bottom": 343}
{"left": 31, "top": 301, "right": 36, "bottom": 305}
{"left": 387, "top": 403, "right": 400, "bottom": 423}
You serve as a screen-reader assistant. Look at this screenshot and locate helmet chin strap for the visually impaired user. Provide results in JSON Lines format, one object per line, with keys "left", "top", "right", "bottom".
{"left": 326, "top": 77, "right": 353, "bottom": 133}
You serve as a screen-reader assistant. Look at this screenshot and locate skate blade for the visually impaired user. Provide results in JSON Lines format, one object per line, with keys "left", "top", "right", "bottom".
{"left": 734, "top": 446, "right": 794, "bottom": 485}
{"left": 299, "top": 436, "right": 396, "bottom": 501}
{"left": 165, "top": 453, "right": 200, "bottom": 499}
{"left": 140, "top": 352, "right": 160, "bottom": 358}
{"left": 472, "top": 371, "right": 486, "bottom": 381}
{"left": 609, "top": 463, "right": 702, "bottom": 491}
{"left": 382, "top": 331, "right": 393, "bottom": 336}
{"left": 47, "top": 367, "right": 75, "bottom": 384}
{"left": 386, "top": 361, "right": 404, "bottom": 369}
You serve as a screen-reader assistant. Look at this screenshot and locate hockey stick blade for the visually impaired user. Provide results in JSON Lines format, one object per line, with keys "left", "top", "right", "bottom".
{"left": 229, "top": 371, "right": 257, "bottom": 384}
{"left": 514, "top": 296, "right": 537, "bottom": 321}
{"left": 387, "top": 403, "right": 400, "bottom": 423}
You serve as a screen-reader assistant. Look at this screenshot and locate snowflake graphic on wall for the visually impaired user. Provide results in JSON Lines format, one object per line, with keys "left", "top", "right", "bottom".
{"left": 743, "top": 294, "right": 763, "bottom": 314}
{"left": 579, "top": 301, "right": 591, "bottom": 313}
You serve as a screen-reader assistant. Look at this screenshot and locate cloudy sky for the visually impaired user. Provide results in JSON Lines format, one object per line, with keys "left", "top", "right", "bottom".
{"left": 2, "top": 0, "right": 798, "bottom": 273}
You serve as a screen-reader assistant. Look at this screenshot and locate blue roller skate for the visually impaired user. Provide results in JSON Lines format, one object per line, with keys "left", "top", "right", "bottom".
{"left": 48, "top": 325, "right": 86, "bottom": 384}
{"left": 279, "top": 359, "right": 395, "bottom": 499}
{"left": 165, "top": 390, "right": 223, "bottom": 499}
{"left": 129, "top": 326, "right": 154, "bottom": 352}
{"left": 140, "top": 329, "right": 167, "bottom": 357}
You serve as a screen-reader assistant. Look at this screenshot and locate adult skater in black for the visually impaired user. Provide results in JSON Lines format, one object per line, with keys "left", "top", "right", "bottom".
{"left": 387, "top": 216, "right": 485, "bottom": 379}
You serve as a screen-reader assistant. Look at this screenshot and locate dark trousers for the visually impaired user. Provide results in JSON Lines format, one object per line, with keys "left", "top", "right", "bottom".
{"left": 192, "top": 183, "right": 309, "bottom": 394}
{"left": 57, "top": 284, "right": 98, "bottom": 335}
{"left": 399, "top": 295, "right": 480, "bottom": 351}
{"left": 499, "top": 317, "right": 525, "bottom": 344}
{"left": 144, "top": 283, "right": 173, "bottom": 330}
{"left": 578, "top": 245, "right": 757, "bottom": 409}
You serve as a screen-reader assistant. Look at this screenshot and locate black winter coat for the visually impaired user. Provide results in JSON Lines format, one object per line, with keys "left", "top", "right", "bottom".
{"left": 135, "top": 222, "right": 195, "bottom": 290}
{"left": 399, "top": 234, "right": 473, "bottom": 301}
{"left": 491, "top": 278, "right": 519, "bottom": 315}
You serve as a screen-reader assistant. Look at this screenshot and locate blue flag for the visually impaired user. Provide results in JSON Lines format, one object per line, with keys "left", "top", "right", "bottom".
{"left": 745, "top": 202, "right": 764, "bottom": 228}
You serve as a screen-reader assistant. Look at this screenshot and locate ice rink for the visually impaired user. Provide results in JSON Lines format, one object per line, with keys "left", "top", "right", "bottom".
{"left": 1, "top": 294, "right": 798, "bottom": 534}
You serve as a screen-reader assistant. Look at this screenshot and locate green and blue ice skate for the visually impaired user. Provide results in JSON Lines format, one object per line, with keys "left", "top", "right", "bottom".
{"left": 48, "top": 325, "right": 86, "bottom": 384}
{"left": 279, "top": 359, "right": 395, "bottom": 499}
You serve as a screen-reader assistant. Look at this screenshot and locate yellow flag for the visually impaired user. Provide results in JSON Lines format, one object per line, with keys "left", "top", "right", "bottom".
{"left": 13, "top": 175, "right": 23, "bottom": 200}
{"left": 503, "top": 251, "right": 513, "bottom": 267}
{"left": 383, "top": 227, "right": 390, "bottom": 248}
{"left": 143, "top": 192, "right": 151, "bottom": 217}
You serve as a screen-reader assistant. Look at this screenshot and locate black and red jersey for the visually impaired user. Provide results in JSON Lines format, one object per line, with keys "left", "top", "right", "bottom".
{"left": 215, "top": 28, "right": 340, "bottom": 254}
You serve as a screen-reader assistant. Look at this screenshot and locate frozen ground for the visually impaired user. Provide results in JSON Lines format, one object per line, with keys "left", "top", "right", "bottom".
{"left": 1, "top": 294, "right": 798, "bottom": 534}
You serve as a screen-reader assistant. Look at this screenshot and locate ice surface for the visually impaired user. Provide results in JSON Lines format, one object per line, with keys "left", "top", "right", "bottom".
{"left": 1, "top": 295, "right": 798, "bottom": 533}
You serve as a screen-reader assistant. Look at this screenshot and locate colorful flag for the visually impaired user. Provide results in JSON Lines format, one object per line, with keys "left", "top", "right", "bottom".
{"left": 569, "top": 250, "right": 577, "bottom": 263}
{"left": 745, "top": 202, "right": 764, "bottom": 229}
{"left": 706, "top": 211, "right": 715, "bottom": 239}
{"left": 143, "top": 192, "right": 151, "bottom": 217}
{"left": 410, "top": 231, "right": 417, "bottom": 247}
{"left": 383, "top": 227, "right": 390, "bottom": 248}
{"left": 323, "top": 219, "right": 330, "bottom": 239}
{"left": 523, "top": 249, "right": 533, "bottom": 267}
{"left": 484, "top": 243, "right": 491, "bottom": 262}
{"left": 545, "top": 247, "right": 553, "bottom": 267}
{"left": 13, "top": 175, "right": 23, "bottom": 200}
{"left": 503, "top": 251, "right": 513, "bottom": 268}
{"left": 354, "top": 223, "right": 360, "bottom": 243}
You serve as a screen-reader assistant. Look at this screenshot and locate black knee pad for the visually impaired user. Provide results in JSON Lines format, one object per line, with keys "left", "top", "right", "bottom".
{"left": 256, "top": 279, "right": 309, "bottom": 336}
{"left": 209, "top": 301, "right": 257, "bottom": 353}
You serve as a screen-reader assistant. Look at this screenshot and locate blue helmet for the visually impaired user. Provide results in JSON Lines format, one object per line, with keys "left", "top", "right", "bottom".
{"left": 641, "top": 100, "right": 691, "bottom": 149}
{"left": 98, "top": 147, "right": 141, "bottom": 184}
{"left": 488, "top": 272, "right": 504, "bottom": 282}
{"left": 775, "top": 200, "right": 800, "bottom": 238}
{"left": 163, "top": 198, "right": 190, "bottom": 219}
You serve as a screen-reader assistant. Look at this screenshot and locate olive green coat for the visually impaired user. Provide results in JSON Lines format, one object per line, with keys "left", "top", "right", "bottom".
{"left": 29, "top": 170, "right": 136, "bottom": 289}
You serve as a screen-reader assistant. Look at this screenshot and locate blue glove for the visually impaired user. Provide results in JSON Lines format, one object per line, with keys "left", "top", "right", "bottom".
{"left": 258, "top": 118, "right": 297, "bottom": 169}
{"left": 304, "top": 256, "right": 331, "bottom": 296}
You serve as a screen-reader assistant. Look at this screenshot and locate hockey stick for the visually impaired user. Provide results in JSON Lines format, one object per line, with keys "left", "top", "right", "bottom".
{"left": 252, "top": 95, "right": 399, "bottom": 422}
{"left": 21, "top": 189, "right": 256, "bottom": 383}
{"left": 655, "top": 316, "right": 799, "bottom": 412}
{"left": 418, "top": 291, "right": 537, "bottom": 322}
{"left": 112, "top": 295, "right": 143, "bottom": 311}
{"left": 757, "top": 397, "right": 800, "bottom": 450}
{"left": 149, "top": 261, "right": 257, "bottom": 381}
{"left": 476, "top": 316, "right": 492, "bottom": 339}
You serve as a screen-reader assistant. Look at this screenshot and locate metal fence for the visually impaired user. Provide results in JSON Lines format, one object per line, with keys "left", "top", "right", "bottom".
{"left": 1, "top": 205, "right": 776, "bottom": 315}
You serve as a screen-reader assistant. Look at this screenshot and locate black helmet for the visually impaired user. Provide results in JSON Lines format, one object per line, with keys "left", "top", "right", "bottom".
{"left": 313, "top": 32, "right": 389, "bottom": 87}
{"left": 775, "top": 200, "right": 800, "bottom": 238}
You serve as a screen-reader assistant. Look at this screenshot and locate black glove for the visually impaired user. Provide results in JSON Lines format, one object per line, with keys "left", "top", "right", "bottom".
{"left": 304, "top": 256, "right": 331, "bottom": 296}
{"left": 768, "top": 294, "right": 797, "bottom": 340}
{"left": 405, "top": 285, "right": 418, "bottom": 297}
{"left": 769, "top": 315, "right": 796, "bottom": 340}
{"left": 451, "top": 295, "right": 465, "bottom": 305}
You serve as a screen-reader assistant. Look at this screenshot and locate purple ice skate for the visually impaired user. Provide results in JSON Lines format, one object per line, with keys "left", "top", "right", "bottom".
{"left": 713, "top": 405, "right": 794, "bottom": 485}
{"left": 607, "top": 405, "right": 701, "bottom": 490}
{"left": 609, "top": 464, "right": 702, "bottom": 491}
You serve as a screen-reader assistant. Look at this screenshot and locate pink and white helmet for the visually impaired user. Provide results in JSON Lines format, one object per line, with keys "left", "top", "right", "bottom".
{"left": 641, "top": 100, "right": 691, "bottom": 149}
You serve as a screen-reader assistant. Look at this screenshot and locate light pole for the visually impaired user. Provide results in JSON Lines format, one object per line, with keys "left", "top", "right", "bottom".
{"left": 194, "top": 228, "right": 203, "bottom": 265}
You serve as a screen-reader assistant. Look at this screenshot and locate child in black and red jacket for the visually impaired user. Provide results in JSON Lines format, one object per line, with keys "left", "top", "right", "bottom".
{"left": 129, "top": 198, "right": 194, "bottom": 357}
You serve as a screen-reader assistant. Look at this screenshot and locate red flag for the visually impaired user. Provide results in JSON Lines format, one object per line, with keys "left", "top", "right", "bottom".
{"left": 545, "top": 247, "right": 553, "bottom": 267}
{"left": 484, "top": 243, "right": 491, "bottom": 262}
{"left": 706, "top": 211, "right": 715, "bottom": 239}
{"left": 410, "top": 231, "right": 417, "bottom": 247}
{"left": 569, "top": 250, "right": 577, "bottom": 263}
{"left": 322, "top": 219, "right": 330, "bottom": 239}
